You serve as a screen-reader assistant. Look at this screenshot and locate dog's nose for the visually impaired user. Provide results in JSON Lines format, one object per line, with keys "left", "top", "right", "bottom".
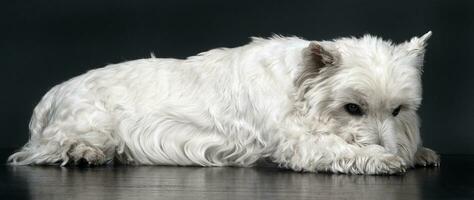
{"left": 377, "top": 136, "right": 384, "bottom": 146}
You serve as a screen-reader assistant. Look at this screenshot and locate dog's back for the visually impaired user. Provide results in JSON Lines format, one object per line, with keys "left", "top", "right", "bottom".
{"left": 8, "top": 37, "right": 309, "bottom": 166}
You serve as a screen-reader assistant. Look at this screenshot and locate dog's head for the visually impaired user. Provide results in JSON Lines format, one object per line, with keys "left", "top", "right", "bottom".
{"left": 298, "top": 32, "right": 431, "bottom": 165}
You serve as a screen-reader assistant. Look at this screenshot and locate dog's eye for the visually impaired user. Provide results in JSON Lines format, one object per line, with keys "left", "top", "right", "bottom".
{"left": 344, "top": 103, "right": 363, "bottom": 116}
{"left": 392, "top": 105, "right": 402, "bottom": 117}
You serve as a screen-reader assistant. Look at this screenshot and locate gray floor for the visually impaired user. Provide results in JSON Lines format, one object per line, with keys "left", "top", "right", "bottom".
{"left": 1, "top": 150, "right": 473, "bottom": 200}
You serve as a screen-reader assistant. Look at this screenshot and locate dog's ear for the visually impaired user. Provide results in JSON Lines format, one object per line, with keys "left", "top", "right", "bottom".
{"left": 399, "top": 31, "right": 431, "bottom": 69}
{"left": 303, "top": 42, "right": 339, "bottom": 67}
{"left": 402, "top": 31, "right": 432, "bottom": 57}
{"left": 297, "top": 42, "right": 340, "bottom": 86}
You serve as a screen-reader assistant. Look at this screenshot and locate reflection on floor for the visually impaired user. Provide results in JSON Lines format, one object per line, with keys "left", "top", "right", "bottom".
{"left": 1, "top": 152, "right": 474, "bottom": 200}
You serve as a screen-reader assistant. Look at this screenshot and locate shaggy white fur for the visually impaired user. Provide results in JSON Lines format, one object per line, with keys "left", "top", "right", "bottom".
{"left": 8, "top": 32, "right": 440, "bottom": 174}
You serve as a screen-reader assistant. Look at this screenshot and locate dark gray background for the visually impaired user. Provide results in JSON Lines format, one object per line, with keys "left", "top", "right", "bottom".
{"left": 1, "top": 0, "right": 473, "bottom": 154}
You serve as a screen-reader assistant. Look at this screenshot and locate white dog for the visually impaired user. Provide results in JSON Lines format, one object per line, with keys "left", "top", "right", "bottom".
{"left": 8, "top": 32, "right": 440, "bottom": 174}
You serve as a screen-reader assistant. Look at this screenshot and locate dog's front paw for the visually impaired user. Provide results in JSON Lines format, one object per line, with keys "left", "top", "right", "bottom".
{"left": 415, "top": 147, "right": 440, "bottom": 167}
{"left": 362, "top": 154, "right": 407, "bottom": 175}
{"left": 332, "top": 146, "right": 407, "bottom": 175}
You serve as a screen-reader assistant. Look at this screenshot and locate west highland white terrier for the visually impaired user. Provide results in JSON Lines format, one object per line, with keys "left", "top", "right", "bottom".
{"left": 9, "top": 32, "right": 440, "bottom": 174}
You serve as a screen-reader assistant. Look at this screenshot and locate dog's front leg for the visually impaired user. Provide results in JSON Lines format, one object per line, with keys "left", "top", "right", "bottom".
{"left": 271, "top": 132, "right": 407, "bottom": 174}
{"left": 414, "top": 147, "right": 440, "bottom": 167}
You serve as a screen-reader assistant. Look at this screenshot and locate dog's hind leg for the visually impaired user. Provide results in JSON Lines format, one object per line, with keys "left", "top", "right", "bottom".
{"left": 8, "top": 90, "right": 118, "bottom": 166}
{"left": 8, "top": 121, "right": 118, "bottom": 166}
{"left": 8, "top": 129, "right": 116, "bottom": 166}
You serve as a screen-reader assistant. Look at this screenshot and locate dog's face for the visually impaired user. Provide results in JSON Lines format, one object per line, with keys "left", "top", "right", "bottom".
{"left": 300, "top": 32, "right": 431, "bottom": 164}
